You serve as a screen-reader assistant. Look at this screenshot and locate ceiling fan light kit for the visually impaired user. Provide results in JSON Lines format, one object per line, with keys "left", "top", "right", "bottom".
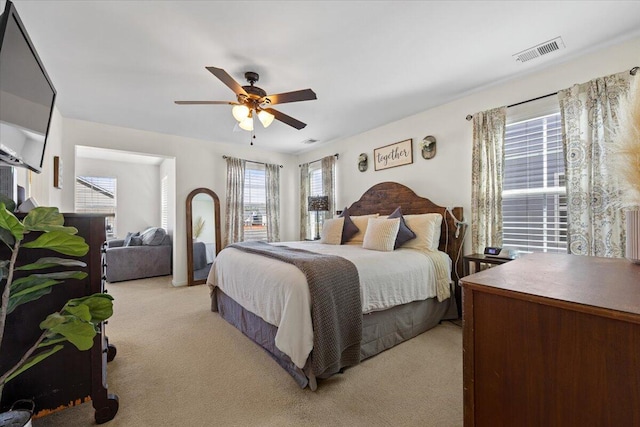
{"left": 175, "top": 66, "right": 317, "bottom": 135}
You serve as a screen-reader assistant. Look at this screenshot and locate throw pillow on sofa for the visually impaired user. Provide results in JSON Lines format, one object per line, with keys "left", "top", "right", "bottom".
{"left": 129, "top": 236, "right": 143, "bottom": 246}
{"left": 140, "top": 227, "right": 167, "bottom": 246}
{"left": 124, "top": 231, "right": 140, "bottom": 246}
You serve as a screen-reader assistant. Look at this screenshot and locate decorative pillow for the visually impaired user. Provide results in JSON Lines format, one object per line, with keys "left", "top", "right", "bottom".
{"left": 346, "top": 214, "right": 380, "bottom": 244}
{"left": 402, "top": 213, "right": 443, "bottom": 251}
{"left": 123, "top": 231, "right": 139, "bottom": 246}
{"left": 388, "top": 207, "right": 416, "bottom": 249}
{"left": 338, "top": 207, "right": 359, "bottom": 244}
{"left": 140, "top": 227, "right": 167, "bottom": 246}
{"left": 362, "top": 218, "right": 400, "bottom": 252}
{"left": 320, "top": 217, "right": 345, "bottom": 245}
{"left": 129, "top": 236, "right": 143, "bottom": 246}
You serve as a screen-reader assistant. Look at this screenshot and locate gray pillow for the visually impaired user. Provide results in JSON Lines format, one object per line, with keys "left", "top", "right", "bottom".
{"left": 140, "top": 227, "right": 167, "bottom": 246}
{"left": 338, "top": 207, "right": 359, "bottom": 244}
{"left": 388, "top": 206, "right": 416, "bottom": 249}
{"left": 129, "top": 236, "right": 143, "bottom": 246}
{"left": 123, "top": 231, "right": 139, "bottom": 246}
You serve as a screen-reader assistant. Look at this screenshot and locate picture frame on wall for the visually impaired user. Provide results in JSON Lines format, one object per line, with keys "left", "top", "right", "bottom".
{"left": 374, "top": 139, "right": 413, "bottom": 171}
{"left": 53, "top": 156, "right": 63, "bottom": 189}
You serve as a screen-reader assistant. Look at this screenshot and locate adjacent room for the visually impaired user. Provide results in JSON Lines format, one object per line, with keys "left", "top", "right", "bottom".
{"left": 0, "top": 1, "right": 639, "bottom": 426}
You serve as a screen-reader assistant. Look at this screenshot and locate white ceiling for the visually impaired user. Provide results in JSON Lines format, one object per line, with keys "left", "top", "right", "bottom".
{"left": 9, "top": 1, "right": 640, "bottom": 154}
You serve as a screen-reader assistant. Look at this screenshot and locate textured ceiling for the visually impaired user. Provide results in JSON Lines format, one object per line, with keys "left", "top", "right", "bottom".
{"left": 8, "top": 0, "right": 640, "bottom": 154}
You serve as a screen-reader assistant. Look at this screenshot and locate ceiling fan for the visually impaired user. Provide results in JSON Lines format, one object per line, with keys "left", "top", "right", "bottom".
{"left": 175, "top": 66, "right": 317, "bottom": 131}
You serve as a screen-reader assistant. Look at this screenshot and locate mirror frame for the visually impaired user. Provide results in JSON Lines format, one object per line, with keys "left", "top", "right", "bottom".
{"left": 186, "top": 188, "right": 221, "bottom": 286}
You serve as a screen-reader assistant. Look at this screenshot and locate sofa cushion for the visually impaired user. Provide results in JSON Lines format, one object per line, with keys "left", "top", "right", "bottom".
{"left": 129, "top": 236, "right": 143, "bottom": 246}
{"left": 124, "top": 231, "right": 139, "bottom": 246}
{"left": 140, "top": 227, "right": 166, "bottom": 246}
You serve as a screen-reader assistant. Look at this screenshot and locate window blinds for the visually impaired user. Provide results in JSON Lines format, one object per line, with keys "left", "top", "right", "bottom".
{"left": 503, "top": 113, "right": 567, "bottom": 253}
{"left": 243, "top": 163, "right": 267, "bottom": 241}
{"left": 75, "top": 176, "right": 117, "bottom": 237}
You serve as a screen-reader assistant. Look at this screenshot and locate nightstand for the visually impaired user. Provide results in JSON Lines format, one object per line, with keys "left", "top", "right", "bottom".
{"left": 463, "top": 253, "right": 513, "bottom": 277}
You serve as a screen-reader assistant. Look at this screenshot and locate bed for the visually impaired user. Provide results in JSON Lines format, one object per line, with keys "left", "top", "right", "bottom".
{"left": 207, "top": 182, "right": 464, "bottom": 390}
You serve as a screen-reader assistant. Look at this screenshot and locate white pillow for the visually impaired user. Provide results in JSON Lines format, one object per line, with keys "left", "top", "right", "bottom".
{"left": 320, "top": 217, "right": 344, "bottom": 245}
{"left": 346, "top": 214, "right": 380, "bottom": 244}
{"left": 402, "top": 213, "right": 443, "bottom": 251}
{"left": 362, "top": 218, "right": 400, "bottom": 252}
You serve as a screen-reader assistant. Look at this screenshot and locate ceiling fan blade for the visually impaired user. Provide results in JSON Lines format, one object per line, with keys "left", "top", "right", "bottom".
{"left": 265, "top": 89, "right": 317, "bottom": 105}
{"left": 175, "top": 101, "right": 237, "bottom": 105}
{"left": 263, "top": 108, "right": 307, "bottom": 130}
{"left": 206, "top": 67, "right": 248, "bottom": 97}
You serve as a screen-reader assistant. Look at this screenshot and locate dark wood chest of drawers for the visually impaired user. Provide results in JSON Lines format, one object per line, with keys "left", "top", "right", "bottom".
{"left": 461, "top": 253, "right": 640, "bottom": 427}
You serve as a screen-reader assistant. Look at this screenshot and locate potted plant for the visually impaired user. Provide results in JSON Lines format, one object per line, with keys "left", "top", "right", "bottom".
{"left": 0, "top": 204, "right": 113, "bottom": 426}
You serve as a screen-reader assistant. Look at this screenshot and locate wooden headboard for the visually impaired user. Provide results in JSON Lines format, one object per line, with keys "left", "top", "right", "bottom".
{"left": 346, "top": 182, "right": 464, "bottom": 283}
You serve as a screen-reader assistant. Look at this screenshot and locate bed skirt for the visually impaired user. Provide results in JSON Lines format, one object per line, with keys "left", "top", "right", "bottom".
{"left": 213, "top": 286, "right": 457, "bottom": 389}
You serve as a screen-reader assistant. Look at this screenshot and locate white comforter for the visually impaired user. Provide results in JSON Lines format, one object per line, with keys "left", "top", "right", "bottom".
{"left": 208, "top": 241, "right": 451, "bottom": 369}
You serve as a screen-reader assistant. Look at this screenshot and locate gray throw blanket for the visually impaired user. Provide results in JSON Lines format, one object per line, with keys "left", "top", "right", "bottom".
{"left": 229, "top": 241, "right": 362, "bottom": 379}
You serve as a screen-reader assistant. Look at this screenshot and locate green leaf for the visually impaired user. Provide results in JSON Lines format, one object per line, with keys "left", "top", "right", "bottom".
{"left": 7, "top": 286, "right": 53, "bottom": 314}
{"left": 31, "top": 271, "right": 88, "bottom": 281}
{"left": 0, "top": 227, "right": 15, "bottom": 247}
{"left": 24, "top": 206, "right": 64, "bottom": 231}
{"left": 0, "top": 203, "right": 25, "bottom": 241}
{"left": 47, "top": 317, "right": 97, "bottom": 351}
{"left": 66, "top": 294, "right": 114, "bottom": 323}
{"left": 0, "top": 195, "right": 16, "bottom": 213}
{"left": 22, "top": 231, "right": 89, "bottom": 256}
{"left": 63, "top": 303, "right": 91, "bottom": 322}
{"left": 40, "top": 312, "right": 67, "bottom": 330}
{"left": 10, "top": 276, "right": 62, "bottom": 295}
{"left": 4, "top": 345, "right": 64, "bottom": 384}
{"left": 39, "top": 335, "right": 68, "bottom": 347}
{"left": 17, "top": 257, "right": 87, "bottom": 271}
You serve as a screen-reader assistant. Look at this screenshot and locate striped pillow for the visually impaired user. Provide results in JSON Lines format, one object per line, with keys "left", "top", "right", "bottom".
{"left": 362, "top": 218, "right": 401, "bottom": 252}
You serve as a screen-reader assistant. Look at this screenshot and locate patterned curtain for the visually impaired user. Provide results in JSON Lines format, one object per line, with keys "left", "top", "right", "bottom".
{"left": 299, "top": 163, "right": 310, "bottom": 240}
{"left": 265, "top": 163, "right": 280, "bottom": 242}
{"left": 321, "top": 155, "right": 336, "bottom": 224}
{"left": 471, "top": 107, "right": 507, "bottom": 254}
{"left": 224, "top": 156, "right": 246, "bottom": 246}
{"left": 558, "top": 71, "right": 631, "bottom": 257}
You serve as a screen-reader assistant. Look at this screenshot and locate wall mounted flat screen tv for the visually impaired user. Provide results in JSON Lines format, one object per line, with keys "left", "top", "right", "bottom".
{"left": 0, "top": 0, "right": 56, "bottom": 173}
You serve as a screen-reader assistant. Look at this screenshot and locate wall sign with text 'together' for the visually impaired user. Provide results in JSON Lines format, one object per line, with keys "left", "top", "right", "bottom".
{"left": 374, "top": 139, "right": 413, "bottom": 171}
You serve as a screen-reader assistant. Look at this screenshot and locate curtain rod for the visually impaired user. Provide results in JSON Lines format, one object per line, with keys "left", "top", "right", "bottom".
{"left": 465, "top": 65, "right": 639, "bottom": 121}
{"left": 298, "top": 153, "right": 339, "bottom": 167}
{"left": 222, "top": 155, "right": 283, "bottom": 168}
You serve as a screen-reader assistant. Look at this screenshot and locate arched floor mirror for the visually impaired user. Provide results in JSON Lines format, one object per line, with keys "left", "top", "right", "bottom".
{"left": 186, "top": 188, "right": 221, "bottom": 286}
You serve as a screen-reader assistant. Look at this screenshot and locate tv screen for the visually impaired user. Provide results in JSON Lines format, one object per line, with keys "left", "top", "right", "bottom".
{"left": 0, "top": 0, "right": 56, "bottom": 173}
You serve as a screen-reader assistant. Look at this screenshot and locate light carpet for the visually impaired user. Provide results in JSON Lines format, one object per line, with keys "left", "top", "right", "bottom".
{"left": 34, "top": 276, "right": 463, "bottom": 427}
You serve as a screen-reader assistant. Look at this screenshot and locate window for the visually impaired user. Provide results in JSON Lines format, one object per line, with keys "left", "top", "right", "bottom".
{"left": 160, "top": 176, "right": 168, "bottom": 231}
{"left": 75, "top": 176, "right": 117, "bottom": 238}
{"left": 243, "top": 163, "right": 267, "bottom": 241}
{"left": 502, "top": 112, "right": 567, "bottom": 254}
{"left": 308, "top": 161, "right": 323, "bottom": 235}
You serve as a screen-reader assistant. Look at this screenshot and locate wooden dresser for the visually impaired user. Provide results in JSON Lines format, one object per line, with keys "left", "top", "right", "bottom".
{"left": 0, "top": 214, "right": 118, "bottom": 423}
{"left": 460, "top": 253, "right": 640, "bottom": 427}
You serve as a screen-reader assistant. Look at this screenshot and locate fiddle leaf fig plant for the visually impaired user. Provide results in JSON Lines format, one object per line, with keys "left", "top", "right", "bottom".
{"left": 0, "top": 204, "right": 113, "bottom": 401}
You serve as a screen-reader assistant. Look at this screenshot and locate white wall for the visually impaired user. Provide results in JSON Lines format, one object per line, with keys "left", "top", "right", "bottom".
{"left": 75, "top": 156, "right": 160, "bottom": 237}
{"left": 29, "top": 107, "right": 63, "bottom": 208}
{"left": 159, "top": 157, "right": 176, "bottom": 236}
{"left": 297, "top": 36, "right": 640, "bottom": 255}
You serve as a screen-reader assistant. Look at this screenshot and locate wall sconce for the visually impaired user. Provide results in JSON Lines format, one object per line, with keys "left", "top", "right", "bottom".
{"left": 420, "top": 136, "right": 436, "bottom": 159}
{"left": 358, "top": 153, "right": 368, "bottom": 172}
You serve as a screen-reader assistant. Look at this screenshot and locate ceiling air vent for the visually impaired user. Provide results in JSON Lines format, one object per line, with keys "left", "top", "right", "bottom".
{"left": 513, "top": 36, "right": 565, "bottom": 63}
{"left": 300, "top": 138, "right": 318, "bottom": 145}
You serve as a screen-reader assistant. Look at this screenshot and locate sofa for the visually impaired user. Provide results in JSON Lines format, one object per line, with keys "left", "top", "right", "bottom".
{"left": 105, "top": 227, "right": 172, "bottom": 282}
